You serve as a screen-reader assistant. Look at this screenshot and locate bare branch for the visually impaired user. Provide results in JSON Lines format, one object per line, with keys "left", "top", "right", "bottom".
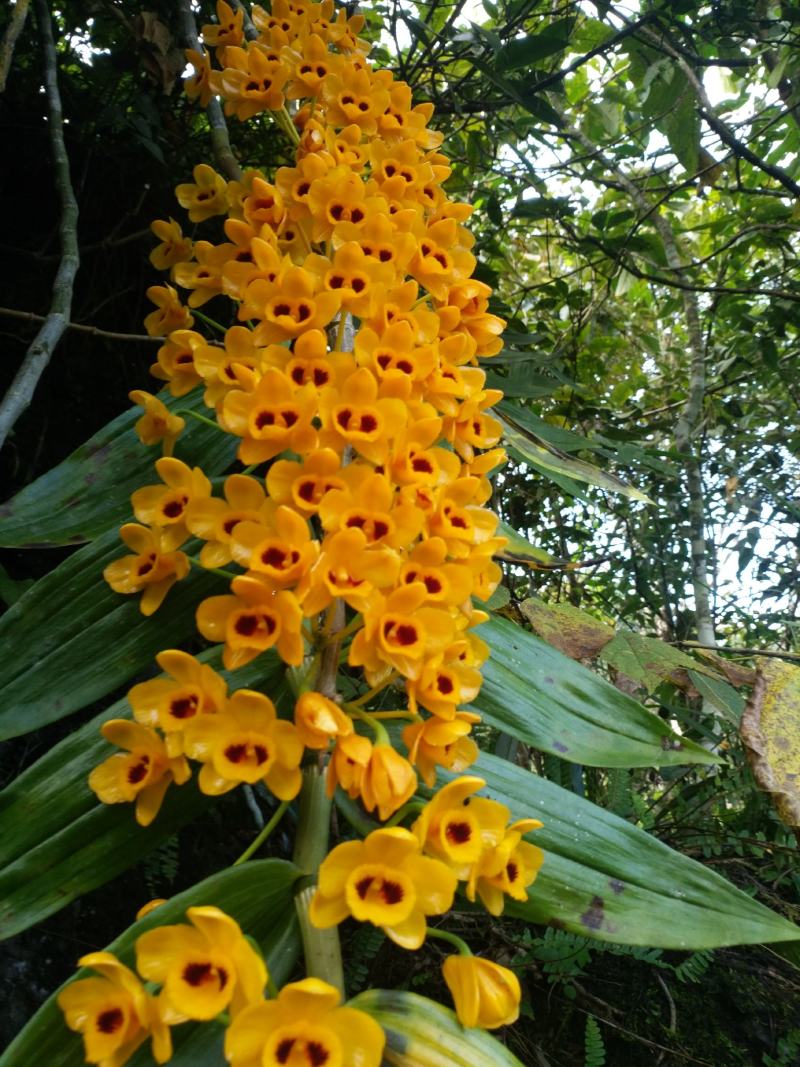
{"left": 0, "top": 0, "right": 31, "bottom": 92}
{"left": 178, "top": 0, "right": 243, "bottom": 181}
{"left": 0, "top": 0, "right": 79, "bottom": 453}
{"left": 0, "top": 306, "right": 160, "bottom": 343}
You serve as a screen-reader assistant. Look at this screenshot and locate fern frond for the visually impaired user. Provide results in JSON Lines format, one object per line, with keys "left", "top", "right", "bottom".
{"left": 584, "top": 1015, "right": 606, "bottom": 1067}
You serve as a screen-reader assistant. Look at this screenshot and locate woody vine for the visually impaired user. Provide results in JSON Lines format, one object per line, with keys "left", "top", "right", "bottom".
{"left": 56, "top": 2, "right": 543, "bottom": 1063}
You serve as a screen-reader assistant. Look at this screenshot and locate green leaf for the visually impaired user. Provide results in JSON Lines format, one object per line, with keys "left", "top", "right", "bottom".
{"left": 0, "top": 860, "right": 301, "bottom": 1067}
{"left": 0, "top": 530, "right": 224, "bottom": 741}
{"left": 0, "top": 651, "right": 285, "bottom": 938}
{"left": 688, "top": 669, "right": 745, "bottom": 725}
{"left": 470, "top": 751, "right": 800, "bottom": 950}
{"left": 497, "top": 405, "right": 653, "bottom": 503}
{"left": 495, "top": 19, "right": 574, "bottom": 72}
{"left": 496, "top": 522, "right": 554, "bottom": 566}
{"left": 476, "top": 615, "right": 718, "bottom": 768}
{"left": 0, "top": 387, "right": 236, "bottom": 548}
{"left": 660, "top": 82, "right": 700, "bottom": 175}
{"left": 598, "top": 631, "right": 704, "bottom": 693}
{"left": 350, "top": 989, "right": 525, "bottom": 1066}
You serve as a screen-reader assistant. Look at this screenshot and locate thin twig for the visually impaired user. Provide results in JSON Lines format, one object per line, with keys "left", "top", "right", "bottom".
{"left": 0, "top": 0, "right": 31, "bottom": 92}
{"left": 0, "top": 0, "right": 80, "bottom": 452}
{"left": 0, "top": 306, "right": 160, "bottom": 343}
{"left": 673, "top": 641, "right": 800, "bottom": 663}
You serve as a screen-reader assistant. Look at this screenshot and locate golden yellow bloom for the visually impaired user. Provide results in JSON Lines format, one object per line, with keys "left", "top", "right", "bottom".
{"left": 131, "top": 457, "right": 212, "bottom": 552}
{"left": 310, "top": 827, "right": 457, "bottom": 949}
{"left": 135, "top": 906, "right": 267, "bottom": 1023}
{"left": 196, "top": 573, "right": 305, "bottom": 668}
{"left": 182, "top": 688, "right": 303, "bottom": 799}
{"left": 326, "top": 730, "right": 372, "bottom": 800}
{"left": 185, "top": 473, "right": 273, "bottom": 568}
{"left": 136, "top": 898, "right": 169, "bottom": 921}
{"left": 149, "top": 329, "right": 205, "bottom": 397}
{"left": 149, "top": 218, "right": 193, "bottom": 271}
{"left": 103, "top": 524, "right": 189, "bottom": 616}
{"left": 128, "top": 649, "right": 228, "bottom": 755}
{"left": 442, "top": 955, "right": 521, "bottom": 1030}
{"left": 58, "top": 951, "right": 171, "bottom": 1067}
{"left": 89, "top": 720, "right": 190, "bottom": 827}
{"left": 176, "top": 163, "right": 229, "bottom": 222}
{"left": 201, "top": 0, "right": 244, "bottom": 47}
{"left": 403, "top": 713, "right": 479, "bottom": 787}
{"left": 467, "top": 818, "right": 545, "bottom": 917}
{"left": 144, "top": 284, "right": 194, "bottom": 337}
{"left": 128, "top": 390, "right": 184, "bottom": 456}
{"left": 225, "top": 977, "right": 385, "bottom": 1067}
{"left": 361, "top": 743, "right": 417, "bottom": 821}
{"left": 184, "top": 48, "right": 216, "bottom": 109}
{"left": 294, "top": 690, "right": 353, "bottom": 749}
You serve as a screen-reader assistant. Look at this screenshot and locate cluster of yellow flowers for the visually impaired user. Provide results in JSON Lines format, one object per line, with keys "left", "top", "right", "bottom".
{"left": 66, "top": 0, "right": 546, "bottom": 1053}
{"left": 58, "top": 905, "right": 385, "bottom": 1067}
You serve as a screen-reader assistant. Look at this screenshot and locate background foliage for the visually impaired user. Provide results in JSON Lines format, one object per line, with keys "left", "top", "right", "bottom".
{"left": 1, "top": 0, "right": 800, "bottom": 1063}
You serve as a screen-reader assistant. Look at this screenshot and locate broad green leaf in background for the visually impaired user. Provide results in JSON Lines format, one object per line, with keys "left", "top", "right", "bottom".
{"left": 741, "top": 660, "right": 800, "bottom": 829}
{"left": 0, "top": 529, "right": 225, "bottom": 741}
{"left": 0, "top": 860, "right": 301, "bottom": 1067}
{"left": 350, "top": 990, "right": 525, "bottom": 1067}
{"left": 689, "top": 669, "right": 745, "bottom": 725}
{"left": 494, "top": 19, "right": 574, "bottom": 72}
{"left": 0, "top": 387, "right": 236, "bottom": 548}
{"left": 497, "top": 404, "right": 653, "bottom": 503}
{"left": 0, "top": 650, "right": 285, "bottom": 938}
{"left": 469, "top": 752, "right": 800, "bottom": 950}
{"left": 475, "top": 615, "right": 718, "bottom": 768}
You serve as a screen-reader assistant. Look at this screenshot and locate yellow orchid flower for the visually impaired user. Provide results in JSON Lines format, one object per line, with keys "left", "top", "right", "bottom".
{"left": 135, "top": 905, "right": 267, "bottom": 1023}
{"left": 442, "top": 955, "right": 521, "bottom": 1030}
{"left": 310, "top": 827, "right": 457, "bottom": 949}
{"left": 225, "top": 977, "right": 384, "bottom": 1067}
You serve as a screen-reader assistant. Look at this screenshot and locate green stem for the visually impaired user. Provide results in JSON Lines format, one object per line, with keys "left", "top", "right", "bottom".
{"left": 427, "top": 928, "right": 473, "bottom": 956}
{"left": 187, "top": 555, "right": 238, "bottom": 581}
{"left": 383, "top": 799, "right": 426, "bottom": 828}
{"left": 232, "top": 800, "right": 290, "bottom": 866}
{"left": 345, "top": 705, "right": 390, "bottom": 745}
{"left": 175, "top": 408, "right": 226, "bottom": 433}
{"left": 292, "top": 766, "right": 344, "bottom": 994}
{"left": 193, "top": 308, "right": 227, "bottom": 333}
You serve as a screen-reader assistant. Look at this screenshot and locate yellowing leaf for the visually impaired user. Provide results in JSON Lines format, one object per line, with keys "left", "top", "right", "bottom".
{"left": 520, "top": 596, "right": 614, "bottom": 661}
{"left": 741, "top": 660, "right": 800, "bottom": 829}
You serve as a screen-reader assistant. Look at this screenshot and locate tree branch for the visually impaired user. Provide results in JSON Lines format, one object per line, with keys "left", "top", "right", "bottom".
{"left": 0, "top": 0, "right": 31, "bottom": 92}
{"left": 0, "top": 306, "right": 160, "bottom": 343}
{"left": 178, "top": 0, "right": 242, "bottom": 181}
{"left": 0, "top": 0, "right": 79, "bottom": 453}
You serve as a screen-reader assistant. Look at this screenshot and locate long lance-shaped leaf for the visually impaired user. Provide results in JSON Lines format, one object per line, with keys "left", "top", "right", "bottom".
{"left": 0, "top": 386, "right": 235, "bottom": 548}
{"left": 475, "top": 615, "right": 717, "bottom": 768}
{"left": 497, "top": 403, "right": 653, "bottom": 503}
{"left": 0, "top": 652, "right": 285, "bottom": 939}
{"left": 350, "top": 990, "right": 525, "bottom": 1067}
{"left": 0, "top": 860, "right": 301, "bottom": 1067}
{"left": 0, "top": 530, "right": 227, "bottom": 741}
{"left": 465, "top": 751, "right": 800, "bottom": 950}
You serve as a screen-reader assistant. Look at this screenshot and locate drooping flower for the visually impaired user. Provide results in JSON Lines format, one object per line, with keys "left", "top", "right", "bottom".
{"left": 441, "top": 955, "right": 521, "bottom": 1030}
{"left": 225, "top": 978, "right": 385, "bottom": 1067}
{"left": 135, "top": 905, "right": 267, "bottom": 1023}
{"left": 89, "top": 720, "right": 190, "bottom": 826}
{"left": 129, "top": 390, "right": 184, "bottom": 456}
{"left": 310, "top": 827, "right": 457, "bottom": 949}
{"left": 103, "top": 524, "right": 189, "bottom": 616}
{"left": 294, "top": 690, "right": 353, "bottom": 749}
{"left": 58, "top": 951, "right": 171, "bottom": 1067}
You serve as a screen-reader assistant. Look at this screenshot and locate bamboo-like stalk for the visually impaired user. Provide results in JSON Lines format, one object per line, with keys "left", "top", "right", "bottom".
{"left": 0, "top": 0, "right": 79, "bottom": 453}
